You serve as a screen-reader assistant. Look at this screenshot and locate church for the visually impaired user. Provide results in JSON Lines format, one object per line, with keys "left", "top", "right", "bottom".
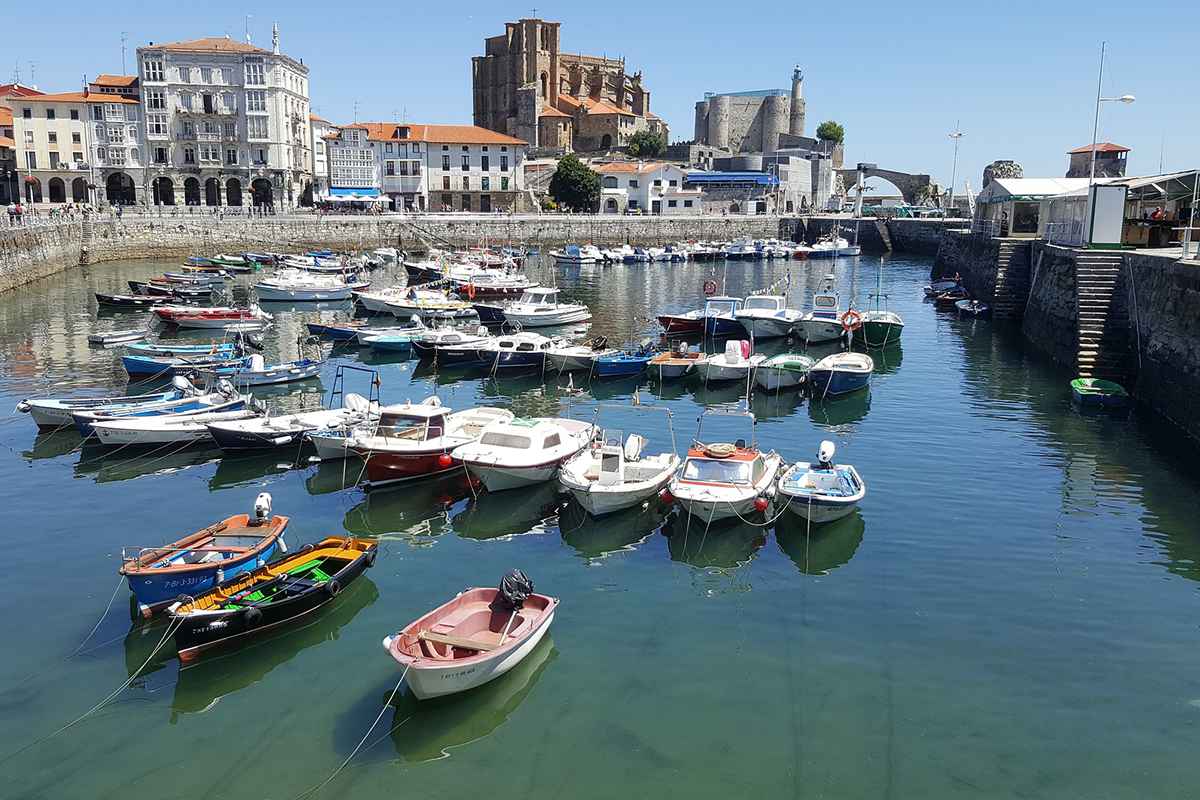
{"left": 471, "top": 18, "right": 668, "bottom": 153}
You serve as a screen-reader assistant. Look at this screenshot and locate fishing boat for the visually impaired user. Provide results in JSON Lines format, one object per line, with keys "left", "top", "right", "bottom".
{"left": 695, "top": 339, "right": 766, "bottom": 383}
{"left": 648, "top": 342, "right": 703, "bottom": 381}
{"left": 121, "top": 352, "right": 249, "bottom": 378}
{"left": 453, "top": 417, "right": 596, "bottom": 492}
{"left": 204, "top": 254, "right": 253, "bottom": 270}
{"left": 474, "top": 332, "right": 554, "bottom": 374}
{"left": 724, "top": 238, "right": 761, "bottom": 260}
{"left": 1070, "top": 378, "right": 1130, "bottom": 409}
{"left": 734, "top": 295, "right": 803, "bottom": 339}
{"left": 88, "top": 329, "right": 147, "bottom": 345}
{"left": 154, "top": 305, "right": 273, "bottom": 330}
{"left": 500, "top": 288, "right": 591, "bottom": 328}
{"left": 933, "top": 286, "right": 969, "bottom": 305}
{"left": 207, "top": 393, "right": 376, "bottom": 452}
{"left": 776, "top": 441, "right": 866, "bottom": 524}
{"left": 253, "top": 270, "right": 367, "bottom": 302}
{"left": 168, "top": 536, "right": 378, "bottom": 664}
{"left": 160, "top": 271, "right": 228, "bottom": 286}
{"left": 860, "top": 263, "right": 905, "bottom": 347}
{"left": 17, "top": 375, "right": 200, "bottom": 430}
{"left": 373, "top": 247, "right": 399, "bottom": 263}
{"left": 559, "top": 412, "right": 680, "bottom": 516}
{"left": 125, "top": 340, "right": 241, "bottom": 358}
{"left": 666, "top": 410, "right": 782, "bottom": 522}
{"left": 96, "top": 292, "right": 173, "bottom": 309}
{"left": 754, "top": 353, "right": 815, "bottom": 391}
{"left": 71, "top": 380, "right": 244, "bottom": 435}
{"left": 923, "top": 279, "right": 961, "bottom": 298}
{"left": 592, "top": 342, "right": 655, "bottom": 379}
{"left": 545, "top": 337, "right": 616, "bottom": 373}
{"left": 306, "top": 320, "right": 370, "bottom": 342}
{"left": 412, "top": 325, "right": 492, "bottom": 361}
{"left": 90, "top": 406, "right": 260, "bottom": 447}
{"left": 808, "top": 352, "right": 874, "bottom": 396}
{"left": 349, "top": 398, "right": 515, "bottom": 486}
{"left": 196, "top": 353, "right": 324, "bottom": 387}
{"left": 700, "top": 296, "right": 744, "bottom": 337}
{"left": 129, "top": 280, "right": 213, "bottom": 300}
{"left": 954, "top": 299, "right": 991, "bottom": 318}
{"left": 120, "top": 493, "right": 288, "bottom": 617}
{"left": 795, "top": 278, "right": 847, "bottom": 343}
{"left": 381, "top": 571, "right": 557, "bottom": 699}
{"left": 550, "top": 244, "right": 602, "bottom": 264}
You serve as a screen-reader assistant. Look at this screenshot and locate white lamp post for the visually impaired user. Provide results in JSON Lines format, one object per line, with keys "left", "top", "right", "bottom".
{"left": 1085, "top": 41, "right": 1135, "bottom": 246}
{"left": 947, "top": 123, "right": 964, "bottom": 217}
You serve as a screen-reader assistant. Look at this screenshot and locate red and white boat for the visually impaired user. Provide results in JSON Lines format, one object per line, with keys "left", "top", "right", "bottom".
{"left": 666, "top": 410, "right": 781, "bottom": 522}
{"left": 155, "top": 304, "right": 273, "bottom": 330}
{"left": 382, "top": 574, "right": 557, "bottom": 699}
{"left": 347, "top": 397, "right": 514, "bottom": 486}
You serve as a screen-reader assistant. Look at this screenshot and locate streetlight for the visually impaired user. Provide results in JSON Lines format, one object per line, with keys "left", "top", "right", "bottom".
{"left": 947, "top": 123, "right": 964, "bottom": 217}
{"left": 1085, "top": 41, "right": 1135, "bottom": 246}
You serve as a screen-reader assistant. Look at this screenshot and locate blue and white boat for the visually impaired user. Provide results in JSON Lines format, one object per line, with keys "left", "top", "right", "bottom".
{"left": 197, "top": 354, "right": 324, "bottom": 387}
{"left": 71, "top": 381, "right": 245, "bottom": 435}
{"left": 119, "top": 493, "right": 288, "bottom": 617}
{"left": 593, "top": 344, "right": 654, "bottom": 379}
{"left": 702, "top": 296, "right": 745, "bottom": 337}
{"left": 476, "top": 332, "right": 553, "bottom": 373}
{"left": 776, "top": 441, "right": 866, "bottom": 523}
{"left": 122, "top": 352, "right": 249, "bottom": 378}
{"left": 808, "top": 352, "right": 873, "bottom": 396}
{"left": 17, "top": 376, "right": 199, "bottom": 430}
{"left": 124, "top": 341, "right": 241, "bottom": 359}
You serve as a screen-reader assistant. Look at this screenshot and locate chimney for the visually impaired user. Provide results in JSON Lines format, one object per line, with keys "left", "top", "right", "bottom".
{"left": 272, "top": 23, "right": 280, "bottom": 54}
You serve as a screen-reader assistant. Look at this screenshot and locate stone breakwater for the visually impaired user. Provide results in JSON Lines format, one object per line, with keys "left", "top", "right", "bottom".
{"left": 0, "top": 213, "right": 961, "bottom": 295}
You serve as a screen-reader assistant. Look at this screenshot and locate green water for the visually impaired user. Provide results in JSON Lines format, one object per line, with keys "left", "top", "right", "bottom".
{"left": 0, "top": 254, "right": 1199, "bottom": 799}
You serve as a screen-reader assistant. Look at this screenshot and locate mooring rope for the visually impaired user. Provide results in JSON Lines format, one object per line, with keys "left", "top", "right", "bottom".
{"left": 71, "top": 574, "right": 128, "bottom": 657}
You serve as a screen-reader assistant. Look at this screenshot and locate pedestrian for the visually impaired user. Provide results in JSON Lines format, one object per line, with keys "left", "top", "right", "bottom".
{"left": 116, "top": 204, "right": 123, "bottom": 221}
{"left": 6, "top": 202, "right": 14, "bottom": 226}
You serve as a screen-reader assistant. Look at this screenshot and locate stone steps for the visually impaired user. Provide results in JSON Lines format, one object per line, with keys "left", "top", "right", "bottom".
{"left": 1074, "top": 251, "right": 1132, "bottom": 383}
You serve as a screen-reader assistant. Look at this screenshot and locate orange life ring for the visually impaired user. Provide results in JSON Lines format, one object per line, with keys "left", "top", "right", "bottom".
{"left": 703, "top": 279, "right": 718, "bottom": 296}
{"left": 841, "top": 310, "right": 863, "bottom": 332}
{"left": 465, "top": 283, "right": 477, "bottom": 300}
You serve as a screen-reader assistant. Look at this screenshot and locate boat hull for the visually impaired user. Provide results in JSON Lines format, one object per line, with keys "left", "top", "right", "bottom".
{"left": 364, "top": 450, "right": 458, "bottom": 486}
{"left": 657, "top": 315, "right": 703, "bottom": 335}
{"left": 126, "top": 539, "right": 281, "bottom": 613}
{"left": 861, "top": 319, "right": 904, "bottom": 346}
{"left": 782, "top": 495, "right": 859, "bottom": 524}
{"left": 675, "top": 493, "right": 762, "bottom": 522}
{"left": 796, "top": 319, "right": 844, "bottom": 343}
{"left": 254, "top": 285, "right": 354, "bottom": 302}
{"left": 704, "top": 317, "right": 745, "bottom": 337}
{"left": 755, "top": 368, "right": 806, "bottom": 390}
{"left": 502, "top": 309, "right": 591, "bottom": 327}
{"left": 808, "top": 368, "right": 870, "bottom": 396}
{"left": 696, "top": 362, "right": 755, "bottom": 383}
{"left": 465, "top": 461, "right": 562, "bottom": 492}
{"left": 737, "top": 317, "right": 795, "bottom": 339}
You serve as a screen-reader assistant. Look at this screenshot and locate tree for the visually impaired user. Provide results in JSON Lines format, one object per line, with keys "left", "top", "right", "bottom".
{"left": 627, "top": 130, "right": 666, "bottom": 158}
{"left": 548, "top": 154, "right": 600, "bottom": 212}
{"left": 816, "top": 120, "right": 845, "bottom": 145}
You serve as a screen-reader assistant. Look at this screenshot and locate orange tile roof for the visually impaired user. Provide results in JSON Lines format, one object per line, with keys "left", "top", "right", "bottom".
{"left": 594, "top": 161, "right": 668, "bottom": 174}
{"left": 0, "top": 84, "right": 44, "bottom": 98}
{"left": 557, "top": 94, "right": 582, "bottom": 111}
{"left": 541, "top": 105, "right": 570, "bottom": 119}
{"left": 148, "top": 36, "right": 269, "bottom": 54}
{"left": 0, "top": 107, "right": 11, "bottom": 126}
{"left": 345, "top": 122, "right": 527, "bottom": 146}
{"left": 0, "top": 136, "right": 13, "bottom": 149}
{"left": 584, "top": 98, "right": 632, "bottom": 116}
{"left": 309, "top": 113, "right": 330, "bottom": 123}
{"left": 1068, "top": 142, "right": 1130, "bottom": 154}
{"left": 92, "top": 74, "right": 138, "bottom": 87}
{"left": 15, "top": 91, "right": 137, "bottom": 105}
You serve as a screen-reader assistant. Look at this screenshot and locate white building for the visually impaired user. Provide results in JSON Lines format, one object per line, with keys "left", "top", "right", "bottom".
{"left": 136, "top": 28, "right": 311, "bottom": 208}
{"left": 324, "top": 122, "right": 528, "bottom": 212}
{"left": 309, "top": 113, "right": 335, "bottom": 200}
{"left": 596, "top": 162, "right": 702, "bottom": 215}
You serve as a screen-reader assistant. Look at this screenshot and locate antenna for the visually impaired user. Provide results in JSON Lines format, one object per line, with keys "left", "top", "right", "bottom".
{"left": 121, "top": 31, "right": 128, "bottom": 74}
{"left": 29, "top": 61, "right": 36, "bottom": 88}
{"left": 244, "top": 14, "right": 253, "bottom": 43}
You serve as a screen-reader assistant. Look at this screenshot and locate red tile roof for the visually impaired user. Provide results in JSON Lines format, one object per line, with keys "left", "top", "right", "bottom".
{"left": 309, "top": 113, "right": 331, "bottom": 123}
{"left": 345, "top": 122, "right": 527, "bottom": 146}
{"left": 92, "top": 74, "right": 138, "bottom": 87}
{"left": 594, "top": 161, "right": 669, "bottom": 174}
{"left": 541, "top": 105, "right": 570, "bottom": 119}
{"left": 14, "top": 91, "right": 137, "bottom": 105}
{"left": 148, "top": 36, "right": 269, "bottom": 54}
{"left": 0, "top": 84, "right": 44, "bottom": 98}
{"left": 0, "top": 136, "right": 13, "bottom": 149}
{"left": 1068, "top": 142, "right": 1130, "bottom": 154}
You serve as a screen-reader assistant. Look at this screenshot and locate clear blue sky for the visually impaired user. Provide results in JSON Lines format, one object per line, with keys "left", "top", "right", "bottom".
{"left": 9, "top": 0, "right": 1198, "bottom": 195}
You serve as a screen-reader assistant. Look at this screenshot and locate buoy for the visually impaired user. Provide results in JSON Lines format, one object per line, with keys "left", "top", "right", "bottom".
{"left": 659, "top": 488, "right": 674, "bottom": 504}
{"left": 437, "top": 453, "right": 453, "bottom": 468}
{"left": 754, "top": 496, "right": 770, "bottom": 513}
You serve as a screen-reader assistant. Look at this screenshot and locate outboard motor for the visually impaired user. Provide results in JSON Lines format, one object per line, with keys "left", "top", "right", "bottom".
{"left": 172, "top": 375, "right": 197, "bottom": 395}
{"left": 251, "top": 492, "right": 272, "bottom": 525}
{"left": 491, "top": 570, "right": 533, "bottom": 612}
{"left": 216, "top": 378, "right": 236, "bottom": 398}
{"left": 816, "top": 440, "right": 836, "bottom": 470}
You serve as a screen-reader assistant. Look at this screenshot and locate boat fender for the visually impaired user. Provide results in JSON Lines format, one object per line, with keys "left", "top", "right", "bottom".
{"left": 278, "top": 537, "right": 287, "bottom": 553}
{"left": 216, "top": 568, "right": 225, "bottom": 584}
{"left": 244, "top": 607, "right": 263, "bottom": 627}
{"left": 366, "top": 548, "right": 377, "bottom": 567}
{"left": 326, "top": 579, "right": 342, "bottom": 597}
{"left": 840, "top": 310, "right": 863, "bottom": 332}
{"left": 301, "top": 543, "right": 315, "bottom": 553}
{"left": 754, "top": 496, "right": 770, "bottom": 513}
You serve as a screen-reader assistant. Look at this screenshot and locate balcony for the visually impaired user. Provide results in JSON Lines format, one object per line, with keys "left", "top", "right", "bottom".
{"left": 382, "top": 175, "right": 424, "bottom": 193}
{"left": 177, "top": 107, "right": 236, "bottom": 117}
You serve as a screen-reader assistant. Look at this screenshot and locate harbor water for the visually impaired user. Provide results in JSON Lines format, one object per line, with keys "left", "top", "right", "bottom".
{"left": 1, "top": 253, "right": 1199, "bottom": 798}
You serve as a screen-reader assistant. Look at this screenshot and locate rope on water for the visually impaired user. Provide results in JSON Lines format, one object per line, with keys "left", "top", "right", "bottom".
{"left": 71, "top": 573, "right": 128, "bottom": 657}
{"left": 292, "top": 665, "right": 410, "bottom": 800}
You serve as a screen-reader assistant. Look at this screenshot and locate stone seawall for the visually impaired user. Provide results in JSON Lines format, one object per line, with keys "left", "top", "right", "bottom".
{"left": 0, "top": 222, "right": 84, "bottom": 293}
{"left": 931, "top": 230, "right": 1004, "bottom": 298}
{"left": 1023, "top": 244, "right": 1081, "bottom": 368}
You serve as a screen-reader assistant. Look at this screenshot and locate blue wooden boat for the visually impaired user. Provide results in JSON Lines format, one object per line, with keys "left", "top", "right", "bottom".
{"left": 198, "top": 354, "right": 323, "bottom": 386}
{"left": 808, "top": 353, "right": 874, "bottom": 397}
{"left": 306, "top": 321, "right": 365, "bottom": 342}
{"left": 472, "top": 303, "right": 507, "bottom": 324}
{"left": 122, "top": 352, "right": 249, "bottom": 377}
{"left": 17, "top": 376, "right": 196, "bottom": 430}
{"left": 72, "top": 387, "right": 245, "bottom": 435}
{"left": 593, "top": 345, "right": 654, "bottom": 379}
{"left": 120, "top": 493, "right": 288, "bottom": 617}
{"left": 125, "top": 341, "right": 240, "bottom": 358}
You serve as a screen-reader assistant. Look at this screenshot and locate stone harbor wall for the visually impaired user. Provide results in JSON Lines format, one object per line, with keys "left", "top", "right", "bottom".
{"left": 931, "top": 229, "right": 1003, "bottom": 298}
{"left": 0, "top": 222, "right": 84, "bottom": 293}
{"left": 1022, "top": 244, "right": 1082, "bottom": 368}
{"left": 886, "top": 218, "right": 963, "bottom": 256}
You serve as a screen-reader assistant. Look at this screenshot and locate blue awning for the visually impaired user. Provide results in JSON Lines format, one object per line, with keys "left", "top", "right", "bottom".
{"left": 684, "top": 171, "right": 778, "bottom": 187}
{"left": 329, "top": 187, "right": 380, "bottom": 197}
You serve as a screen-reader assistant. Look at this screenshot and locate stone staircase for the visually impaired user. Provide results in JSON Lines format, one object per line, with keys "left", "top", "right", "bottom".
{"left": 1074, "top": 251, "right": 1130, "bottom": 382}
{"left": 991, "top": 240, "right": 1031, "bottom": 319}
{"left": 874, "top": 219, "right": 893, "bottom": 251}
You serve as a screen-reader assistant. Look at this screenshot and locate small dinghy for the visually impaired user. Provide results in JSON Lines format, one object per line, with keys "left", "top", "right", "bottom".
{"left": 648, "top": 342, "right": 703, "bottom": 381}
{"left": 88, "top": 329, "right": 147, "bottom": 346}
{"left": 122, "top": 352, "right": 248, "bottom": 378}
{"left": 954, "top": 299, "right": 991, "bottom": 318}
{"left": 96, "top": 293, "right": 171, "bottom": 309}
{"left": 168, "top": 536, "right": 377, "bottom": 664}
{"left": 754, "top": 353, "right": 815, "bottom": 391}
{"left": 559, "top": 432, "right": 680, "bottom": 516}
{"left": 120, "top": 493, "right": 288, "bottom": 617}
{"left": 382, "top": 570, "right": 558, "bottom": 700}
{"left": 808, "top": 352, "right": 873, "bottom": 397}
{"left": 124, "top": 340, "right": 241, "bottom": 358}
{"left": 155, "top": 305, "right": 272, "bottom": 330}
{"left": 695, "top": 339, "right": 766, "bottom": 383}
{"left": 923, "top": 279, "right": 961, "bottom": 298}
{"left": 17, "top": 375, "right": 199, "bottom": 430}
{"left": 196, "top": 353, "right": 324, "bottom": 387}
{"left": 592, "top": 342, "right": 654, "bottom": 379}
{"left": 1070, "top": 378, "right": 1130, "bottom": 409}
{"left": 71, "top": 379, "right": 242, "bottom": 435}
{"left": 207, "top": 393, "right": 376, "bottom": 452}
{"left": 545, "top": 337, "right": 615, "bottom": 373}
{"left": 776, "top": 441, "right": 866, "bottom": 524}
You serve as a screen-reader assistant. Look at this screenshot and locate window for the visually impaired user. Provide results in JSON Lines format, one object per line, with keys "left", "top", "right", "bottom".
{"left": 221, "top": 92, "right": 236, "bottom": 112}
{"left": 246, "top": 90, "right": 266, "bottom": 112}
{"left": 669, "top": 179, "right": 678, "bottom": 187}
{"left": 501, "top": 177, "right": 509, "bottom": 190}
{"left": 49, "top": 152, "right": 60, "bottom": 168}
{"left": 154, "top": 147, "right": 167, "bottom": 164}
{"left": 481, "top": 155, "right": 489, "bottom": 171}
{"left": 398, "top": 161, "right": 409, "bottom": 177}
{"left": 385, "top": 143, "right": 393, "bottom": 154}
{"left": 178, "top": 66, "right": 191, "bottom": 83}
{"left": 48, "top": 132, "right": 57, "bottom": 144}
{"left": 247, "top": 116, "right": 268, "bottom": 139}
{"left": 202, "top": 94, "right": 213, "bottom": 114}
{"left": 180, "top": 93, "right": 193, "bottom": 111}
{"left": 200, "top": 67, "right": 212, "bottom": 83}
{"left": 441, "top": 154, "right": 450, "bottom": 171}
{"left": 684, "top": 200, "right": 693, "bottom": 208}
{"left": 223, "top": 122, "right": 236, "bottom": 138}
{"left": 107, "top": 125, "right": 124, "bottom": 143}
{"left": 629, "top": 179, "right": 638, "bottom": 188}
{"left": 461, "top": 154, "right": 470, "bottom": 170}
{"left": 200, "top": 145, "right": 218, "bottom": 163}
{"left": 105, "top": 104, "right": 123, "bottom": 122}
{"left": 182, "top": 121, "right": 195, "bottom": 137}
{"left": 254, "top": 147, "right": 267, "bottom": 164}
{"left": 481, "top": 177, "right": 490, "bottom": 191}
{"left": 500, "top": 155, "right": 508, "bottom": 171}
{"left": 385, "top": 161, "right": 395, "bottom": 176}
{"left": 25, "top": 152, "right": 36, "bottom": 169}
{"left": 226, "top": 148, "right": 238, "bottom": 165}
{"left": 461, "top": 194, "right": 471, "bottom": 212}
{"left": 72, "top": 151, "right": 83, "bottom": 163}
{"left": 668, "top": 199, "right": 677, "bottom": 208}
{"left": 92, "top": 105, "right": 103, "bottom": 120}
{"left": 108, "top": 148, "right": 126, "bottom": 165}
{"left": 144, "top": 59, "right": 164, "bottom": 81}
{"left": 202, "top": 121, "right": 216, "bottom": 135}
{"left": 46, "top": 109, "right": 55, "bottom": 120}
{"left": 442, "top": 176, "right": 450, "bottom": 190}
{"left": 602, "top": 176, "right": 618, "bottom": 188}
{"left": 23, "top": 131, "right": 32, "bottom": 144}
{"left": 184, "top": 147, "right": 195, "bottom": 164}
{"left": 628, "top": 199, "right": 640, "bottom": 209}
{"left": 147, "top": 115, "right": 166, "bottom": 136}
{"left": 70, "top": 109, "right": 79, "bottom": 120}
{"left": 462, "top": 177, "right": 470, "bottom": 191}
{"left": 145, "top": 89, "right": 165, "bottom": 111}
{"left": 462, "top": 145, "right": 469, "bottom": 151}
{"left": 653, "top": 180, "right": 662, "bottom": 187}
{"left": 128, "top": 124, "right": 138, "bottom": 140}
{"left": 21, "top": 108, "right": 31, "bottom": 119}
{"left": 221, "top": 67, "right": 232, "bottom": 84}
{"left": 244, "top": 58, "right": 265, "bottom": 86}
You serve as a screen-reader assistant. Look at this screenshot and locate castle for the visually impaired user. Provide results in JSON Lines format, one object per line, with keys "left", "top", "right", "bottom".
{"left": 693, "top": 68, "right": 806, "bottom": 154}
{"left": 471, "top": 18, "right": 668, "bottom": 153}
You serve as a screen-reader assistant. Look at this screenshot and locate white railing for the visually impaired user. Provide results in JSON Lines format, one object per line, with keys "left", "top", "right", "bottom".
{"left": 970, "top": 218, "right": 1001, "bottom": 237}
{"left": 1044, "top": 221, "right": 1084, "bottom": 247}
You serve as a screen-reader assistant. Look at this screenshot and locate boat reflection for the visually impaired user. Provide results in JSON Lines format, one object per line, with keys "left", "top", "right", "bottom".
{"left": 74, "top": 444, "right": 220, "bottom": 483}
{"left": 387, "top": 636, "right": 557, "bottom": 764}
{"left": 343, "top": 474, "right": 473, "bottom": 538}
{"left": 306, "top": 457, "right": 368, "bottom": 495}
{"left": 209, "top": 450, "right": 302, "bottom": 490}
{"left": 169, "top": 578, "right": 379, "bottom": 719}
{"left": 257, "top": 299, "right": 354, "bottom": 315}
{"left": 807, "top": 388, "right": 871, "bottom": 427}
{"left": 450, "top": 482, "right": 564, "bottom": 541}
{"left": 749, "top": 389, "right": 805, "bottom": 422}
{"left": 122, "top": 616, "right": 177, "bottom": 682}
{"left": 23, "top": 429, "right": 82, "bottom": 460}
{"left": 861, "top": 341, "right": 903, "bottom": 375}
{"left": 661, "top": 512, "right": 767, "bottom": 569}
{"left": 775, "top": 510, "right": 864, "bottom": 575}
{"left": 559, "top": 499, "right": 667, "bottom": 559}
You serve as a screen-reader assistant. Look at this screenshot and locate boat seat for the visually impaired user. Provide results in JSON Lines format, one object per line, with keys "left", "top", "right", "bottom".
{"left": 418, "top": 630, "right": 499, "bottom": 652}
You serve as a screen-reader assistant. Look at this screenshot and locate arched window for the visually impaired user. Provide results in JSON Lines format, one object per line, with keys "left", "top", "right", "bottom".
{"left": 602, "top": 176, "right": 618, "bottom": 189}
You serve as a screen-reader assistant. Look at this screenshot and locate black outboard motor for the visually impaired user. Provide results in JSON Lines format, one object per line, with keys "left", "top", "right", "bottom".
{"left": 491, "top": 570, "right": 533, "bottom": 611}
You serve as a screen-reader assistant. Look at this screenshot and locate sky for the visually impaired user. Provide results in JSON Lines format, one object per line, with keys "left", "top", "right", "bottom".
{"left": 8, "top": 0, "right": 1199, "bottom": 196}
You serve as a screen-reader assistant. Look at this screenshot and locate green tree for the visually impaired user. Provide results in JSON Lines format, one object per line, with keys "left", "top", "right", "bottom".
{"left": 548, "top": 154, "right": 600, "bottom": 212}
{"left": 816, "top": 120, "right": 845, "bottom": 145}
{"left": 627, "top": 130, "right": 666, "bottom": 158}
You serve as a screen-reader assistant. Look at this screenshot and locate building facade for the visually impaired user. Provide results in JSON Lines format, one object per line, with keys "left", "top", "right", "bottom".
{"left": 1066, "top": 142, "right": 1129, "bottom": 179}
{"left": 693, "top": 67, "right": 806, "bottom": 155}
{"left": 472, "top": 17, "right": 667, "bottom": 153}
{"left": 596, "top": 162, "right": 702, "bottom": 215}
{"left": 309, "top": 113, "right": 335, "bottom": 200}
{"left": 326, "top": 122, "right": 528, "bottom": 212}
{"left": 136, "top": 30, "right": 311, "bottom": 209}
{"left": 0, "top": 104, "right": 15, "bottom": 204}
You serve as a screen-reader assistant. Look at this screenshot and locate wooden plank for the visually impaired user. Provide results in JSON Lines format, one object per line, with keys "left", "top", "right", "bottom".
{"left": 418, "top": 630, "right": 499, "bottom": 652}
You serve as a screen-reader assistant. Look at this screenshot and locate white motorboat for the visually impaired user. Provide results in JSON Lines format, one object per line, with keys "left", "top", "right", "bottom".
{"left": 253, "top": 269, "right": 366, "bottom": 302}
{"left": 453, "top": 417, "right": 597, "bottom": 492}
{"left": 807, "top": 233, "right": 861, "bottom": 258}
{"left": 411, "top": 325, "right": 492, "bottom": 360}
{"left": 196, "top": 353, "right": 324, "bottom": 387}
{"left": 754, "top": 353, "right": 816, "bottom": 391}
{"left": 795, "top": 278, "right": 847, "bottom": 343}
{"left": 206, "top": 394, "right": 376, "bottom": 452}
{"left": 550, "top": 244, "right": 602, "bottom": 264}
{"left": 91, "top": 407, "right": 260, "bottom": 447}
{"left": 668, "top": 441, "right": 782, "bottom": 523}
{"left": 724, "top": 238, "right": 761, "bottom": 260}
{"left": 500, "top": 288, "right": 591, "bottom": 328}
{"left": 695, "top": 339, "right": 766, "bottom": 383}
{"left": 474, "top": 332, "right": 555, "bottom": 373}
{"left": 776, "top": 441, "right": 866, "bottom": 523}
{"left": 373, "top": 247, "right": 399, "bottom": 262}
{"left": 70, "top": 380, "right": 244, "bottom": 434}
{"left": 734, "top": 295, "right": 804, "bottom": 339}
{"left": 559, "top": 432, "right": 680, "bottom": 517}
{"left": 545, "top": 337, "right": 616, "bottom": 373}
{"left": 808, "top": 352, "right": 873, "bottom": 396}
{"left": 354, "top": 286, "right": 413, "bottom": 314}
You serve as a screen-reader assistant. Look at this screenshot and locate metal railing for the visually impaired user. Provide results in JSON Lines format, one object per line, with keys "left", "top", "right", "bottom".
{"left": 970, "top": 218, "right": 1001, "bottom": 237}
{"left": 1044, "top": 221, "right": 1084, "bottom": 247}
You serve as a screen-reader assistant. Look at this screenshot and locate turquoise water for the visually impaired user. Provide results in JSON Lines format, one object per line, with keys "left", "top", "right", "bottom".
{"left": 1, "top": 254, "right": 1199, "bottom": 799}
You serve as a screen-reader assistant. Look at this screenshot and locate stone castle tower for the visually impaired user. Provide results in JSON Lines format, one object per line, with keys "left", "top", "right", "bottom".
{"left": 693, "top": 66, "right": 806, "bottom": 154}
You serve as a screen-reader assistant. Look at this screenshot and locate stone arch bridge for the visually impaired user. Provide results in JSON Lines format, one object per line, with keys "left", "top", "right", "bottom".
{"left": 836, "top": 166, "right": 931, "bottom": 205}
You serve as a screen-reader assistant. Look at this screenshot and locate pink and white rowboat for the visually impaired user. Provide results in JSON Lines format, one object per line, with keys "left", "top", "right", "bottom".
{"left": 382, "top": 587, "right": 558, "bottom": 699}
{"left": 155, "top": 305, "right": 272, "bottom": 330}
